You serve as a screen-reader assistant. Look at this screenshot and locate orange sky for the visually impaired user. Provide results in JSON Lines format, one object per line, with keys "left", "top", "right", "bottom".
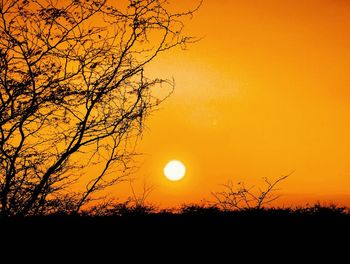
{"left": 109, "top": 0, "right": 350, "bottom": 208}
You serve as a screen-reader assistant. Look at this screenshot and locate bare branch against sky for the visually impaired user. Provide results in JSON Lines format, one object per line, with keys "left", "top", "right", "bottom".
{"left": 0, "top": 0, "right": 201, "bottom": 216}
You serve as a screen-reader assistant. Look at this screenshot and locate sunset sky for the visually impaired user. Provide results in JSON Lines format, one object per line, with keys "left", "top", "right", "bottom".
{"left": 109, "top": 0, "right": 350, "bottom": 207}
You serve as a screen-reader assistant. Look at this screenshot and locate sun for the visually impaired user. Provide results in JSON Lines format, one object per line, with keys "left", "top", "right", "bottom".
{"left": 163, "top": 160, "right": 186, "bottom": 181}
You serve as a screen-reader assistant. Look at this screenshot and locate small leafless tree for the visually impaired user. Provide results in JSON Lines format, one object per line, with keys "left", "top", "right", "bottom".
{"left": 212, "top": 173, "right": 292, "bottom": 210}
{"left": 0, "top": 0, "right": 201, "bottom": 216}
{"left": 84, "top": 181, "right": 155, "bottom": 216}
{"left": 129, "top": 179, "right": 154, "bottom": 208}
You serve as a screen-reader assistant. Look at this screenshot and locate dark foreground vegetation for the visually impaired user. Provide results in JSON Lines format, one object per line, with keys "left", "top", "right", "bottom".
{"left": 1, "top": 204, "right": 349, "bottom": 258}
{"left": 2, "top": 204, "right": 350, "bottom": 236}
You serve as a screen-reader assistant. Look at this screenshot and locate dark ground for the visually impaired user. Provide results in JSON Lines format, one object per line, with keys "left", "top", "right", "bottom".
{"left": 1, "top": 206, "right": 349, "bottom": 259}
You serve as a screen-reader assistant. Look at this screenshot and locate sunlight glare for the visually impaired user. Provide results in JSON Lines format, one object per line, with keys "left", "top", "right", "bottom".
{"left": 164, "top": 160, "right": 186, "bottom": 181}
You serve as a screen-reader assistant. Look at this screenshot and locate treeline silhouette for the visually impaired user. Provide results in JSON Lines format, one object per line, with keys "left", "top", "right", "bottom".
{"left": 2, "top": 202, "right": 349, "bottom": 229}
{"left": 2, "top": 202, "right": 349, "bottom": 256}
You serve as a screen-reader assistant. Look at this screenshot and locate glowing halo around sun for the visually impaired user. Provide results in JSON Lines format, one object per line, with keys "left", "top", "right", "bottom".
{"left": 163, "top": 160, "right": 186, "bottom": 181}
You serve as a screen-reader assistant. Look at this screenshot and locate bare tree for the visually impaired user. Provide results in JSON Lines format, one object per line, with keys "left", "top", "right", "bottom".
{"left": 83, "top": 181, "right": 155, "bottom": 216}
{"left": 212, "top": 173, "right": 292, "bottom": 210}
{"left": 0, "top": 0, "right": 201, "bottom": 216}
{"left": 129, "top": 179, "right": 154, "bottom": 209}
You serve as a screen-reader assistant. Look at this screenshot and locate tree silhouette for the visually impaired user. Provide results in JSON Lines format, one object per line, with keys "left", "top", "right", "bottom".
{"left": 0, "top": 0, "right": 201, "bottom": 216}
{"left": 212, "top": 174, "right": 292, "bottom": 210}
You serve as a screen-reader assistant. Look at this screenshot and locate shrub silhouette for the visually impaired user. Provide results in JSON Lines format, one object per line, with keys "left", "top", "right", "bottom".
{"left": 212, "top": 174, "right": 292, "bottom": 210}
